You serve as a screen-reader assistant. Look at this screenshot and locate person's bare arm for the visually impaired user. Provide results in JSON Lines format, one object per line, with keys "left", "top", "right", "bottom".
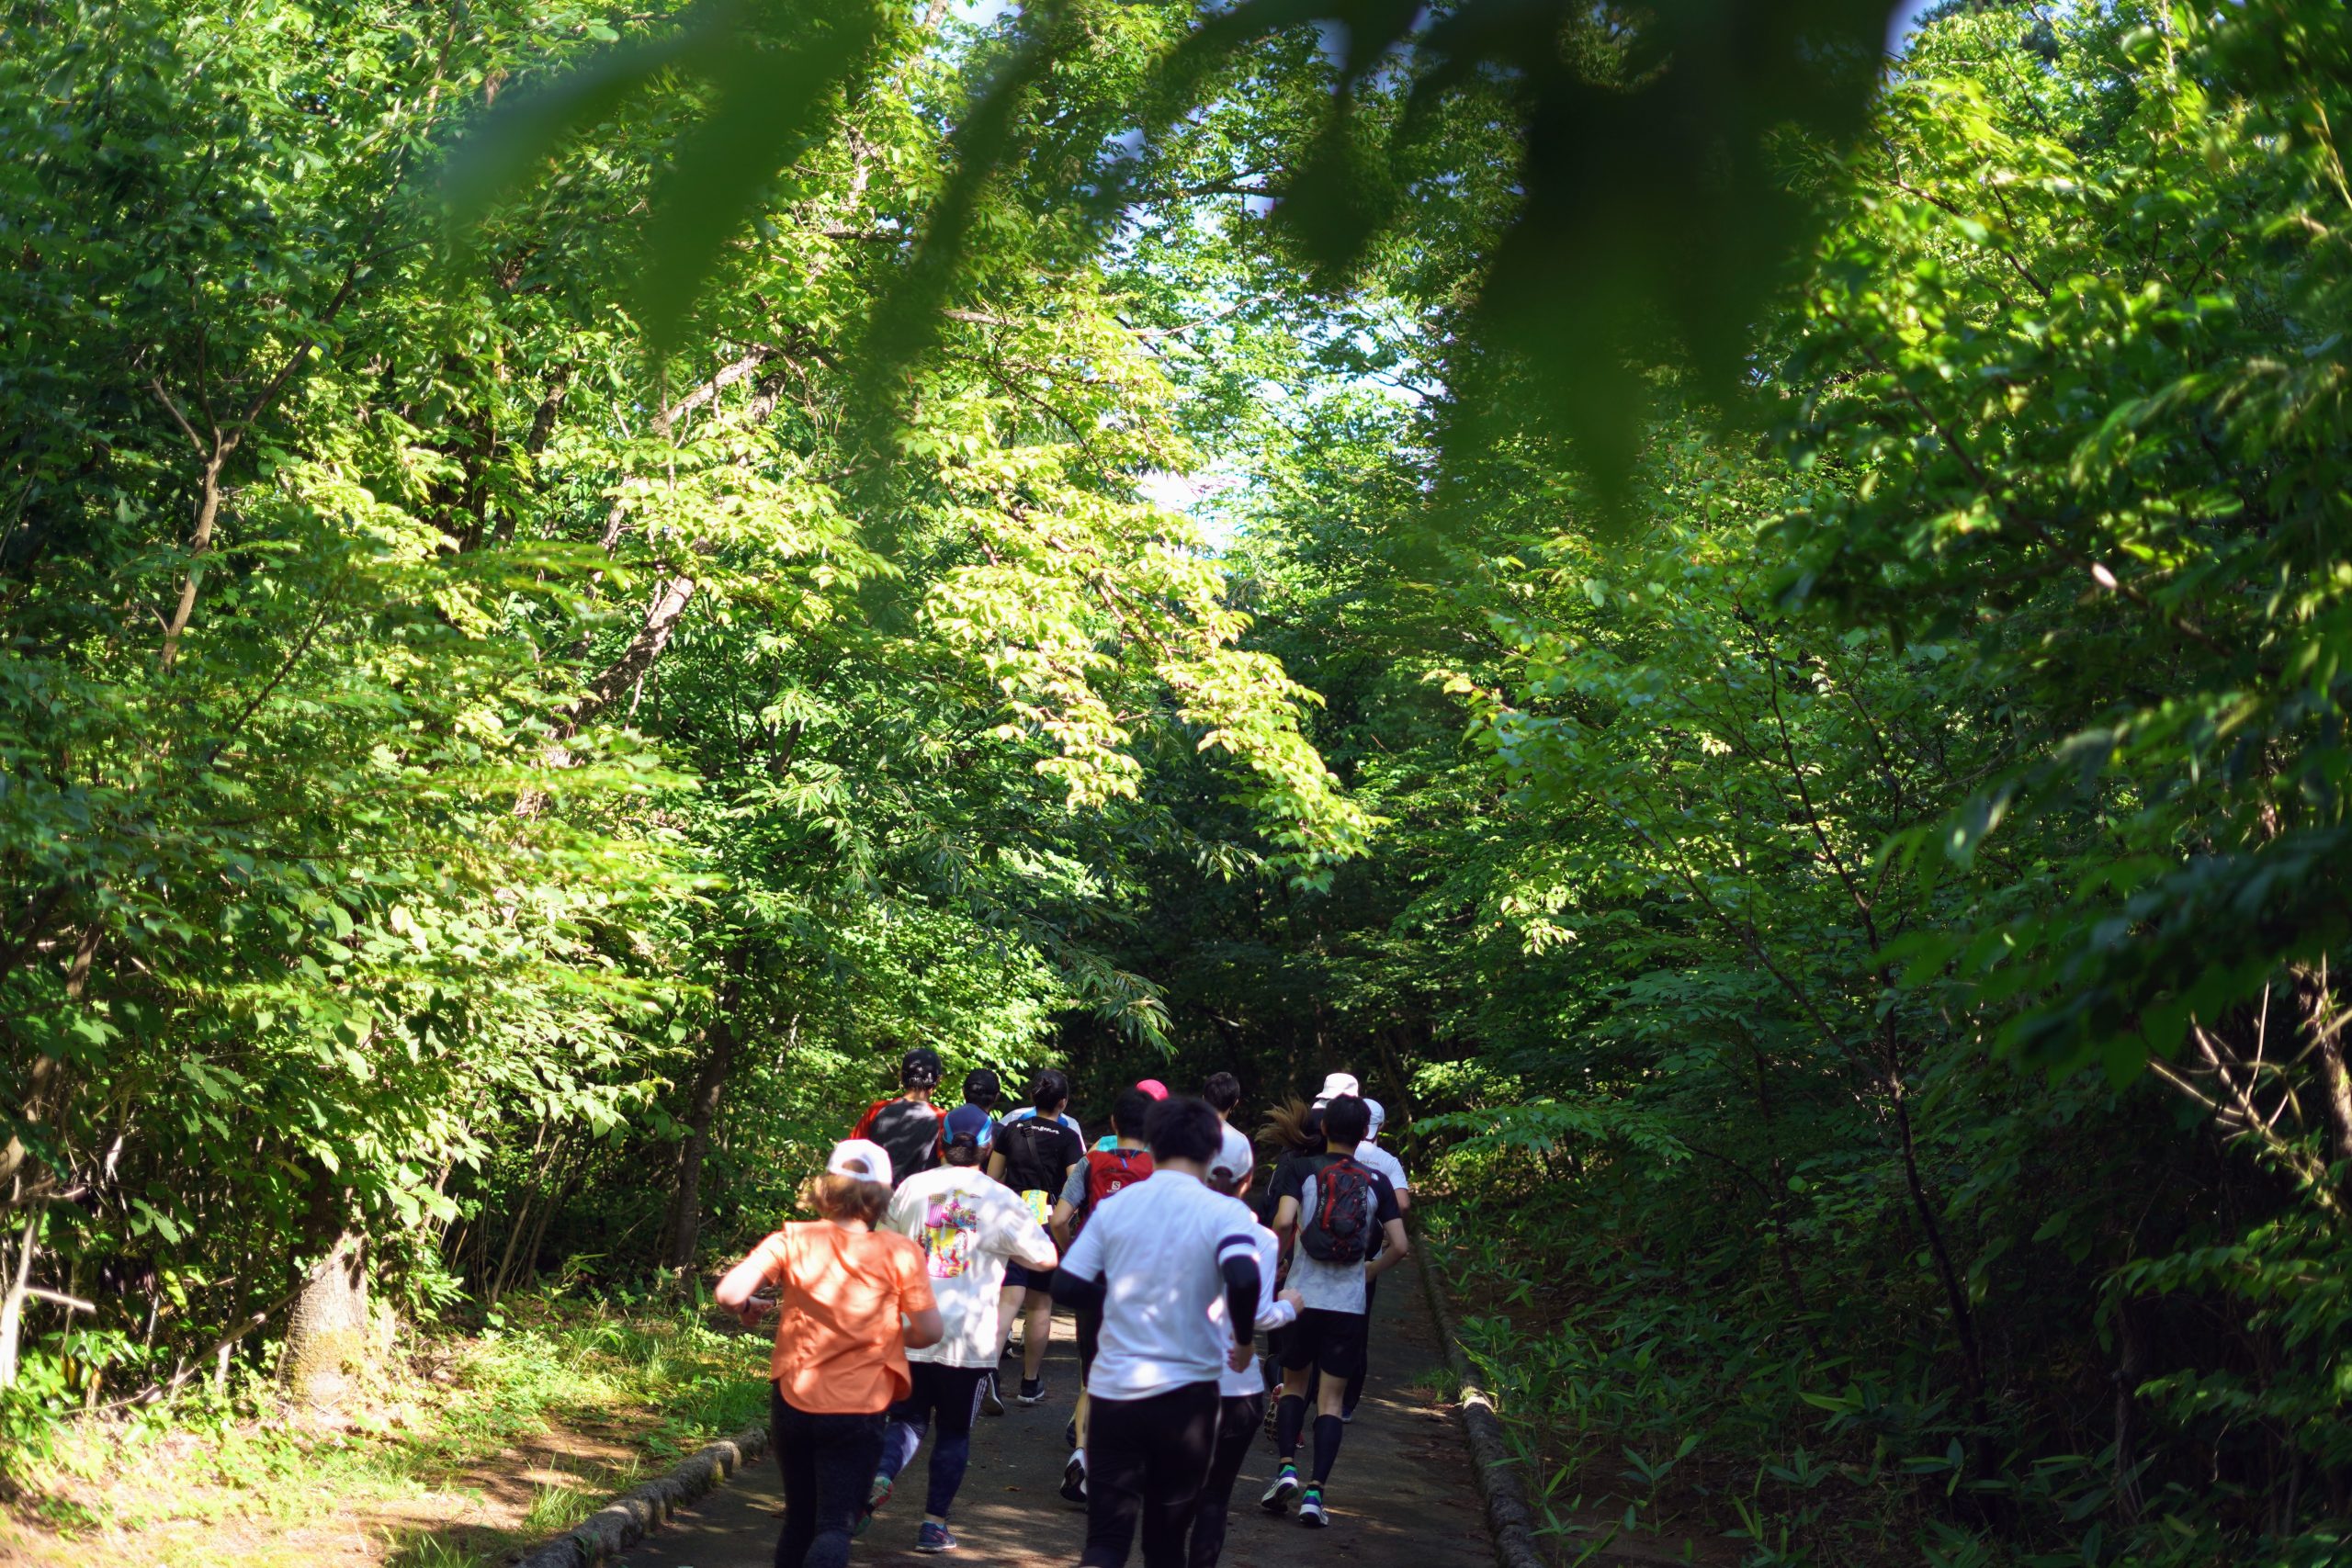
{"left": 902, "top": 1305, "right": 945, "bottom": 1348}
{"left": 1394, "top": 1188, "right": 1412, "bottom": 1214}
{"left": 1365, "top": 1217, "right": 1411, "bottom": 1280}
{"left": 1049, "top": 1200, "right": 1076, "bottom": 1252}
{"left": 1272, "top": 1194, "right": 1300, "bottom": 1252}
{"left": 714, "top": 1251, "right": 773, "bottom": 1328}
{"left": 987, "top": 1150, "right": 1009, "bottom": 1183}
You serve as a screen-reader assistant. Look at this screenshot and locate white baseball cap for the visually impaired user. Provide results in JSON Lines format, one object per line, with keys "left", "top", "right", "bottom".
{"left": 1364, "top": 1098, "right": 1386, "bottom": 1140}
{"left": 1316, "top": 1072, "right": 1361, "bottom": 1102}
{"left": 827, "top": 1138, "right": 893, "bottom": 1186}
{"left": 1209, "top": 1122, "right": 1254, "bottom": 1180}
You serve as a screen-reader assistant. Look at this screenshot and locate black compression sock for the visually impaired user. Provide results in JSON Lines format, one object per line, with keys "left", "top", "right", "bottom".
{"left": 1311, "top": 1414, "right": 1344, "bottom": 1483}
{"left": 1274, "top": 1393, "right": 1308, "bottom": 1459}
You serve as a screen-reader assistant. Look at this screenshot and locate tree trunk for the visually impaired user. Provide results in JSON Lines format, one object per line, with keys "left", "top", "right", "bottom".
{"left": 666, "top": 971, "right": 748, "bottom": 1270}
{"left": 0, "top": 1215, "right": 36, "bottom": 1389}
{"left": 2297, "top": 964, "right": 2352, "bottom": 1183}
{"left": 569, "top": 573, "right": 697, "bottom": 730}
{"left": 487, "top": 1120, "right": 556, "bottom": 1307}
{"left": 278, "top": 1229, "right": 371, "bottom": 1409}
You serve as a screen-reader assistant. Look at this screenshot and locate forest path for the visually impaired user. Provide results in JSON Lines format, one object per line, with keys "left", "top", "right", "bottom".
{"left": 616, "top": 1270, "right": 1494, "bottom": 1568}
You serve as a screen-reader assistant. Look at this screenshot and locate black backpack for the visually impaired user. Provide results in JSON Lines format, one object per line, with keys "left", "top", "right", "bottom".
{"left": 998, "top": 1114, "right": 1069, "bottom": 1195}
{"left": 1300, "top": 1156, "right": 1375, "bottom": 1264}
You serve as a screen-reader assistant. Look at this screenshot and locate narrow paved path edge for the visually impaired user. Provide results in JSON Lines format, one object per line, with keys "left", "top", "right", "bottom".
{"left": 1411, "top": 1241, "right": 1563, "bottom": 1568}
{"left": 514, "top": 1424, "right": 773, "bottom": 1568}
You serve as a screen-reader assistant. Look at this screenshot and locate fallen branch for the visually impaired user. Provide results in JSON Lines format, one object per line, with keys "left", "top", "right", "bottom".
{"left": 87, "top": 1287, "right": 303, "bottom": 1414}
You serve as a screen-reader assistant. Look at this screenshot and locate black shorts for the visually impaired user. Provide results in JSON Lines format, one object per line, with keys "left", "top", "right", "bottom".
{"left": 1004, "top": 1261, "right": 1055, "bottom": 1292}
{"left": 1280, "top": 1307, "right": 1367, "bottom": 1380}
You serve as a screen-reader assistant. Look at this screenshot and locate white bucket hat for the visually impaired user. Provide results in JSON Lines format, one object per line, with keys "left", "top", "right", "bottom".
{"left": 1315, "top": 1071, "right": 1361, "bottom": 1102}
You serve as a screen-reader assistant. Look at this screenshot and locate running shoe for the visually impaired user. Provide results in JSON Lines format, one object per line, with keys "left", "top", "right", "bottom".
{"left": 1017, "top": 1377, "right": 1048, "bottom": 1405}
{"left": 1260, "top": 1465, "right": 1299, "bottom": 1512}
{"left": 1059, "top": 1453, "right": 1087, "bottom": 1506}
{"left": 916, "top": 1522, "right": 958, "bottom": 1553}
{"left": 979, "top": 1372, "right": 1005, "bottom": 1417}
{"left": 852, "top": 1471, "right": 892, "bottom": 1538}
{"left": 1298, "top": 1486, "right": 1329, "bottom": 1528}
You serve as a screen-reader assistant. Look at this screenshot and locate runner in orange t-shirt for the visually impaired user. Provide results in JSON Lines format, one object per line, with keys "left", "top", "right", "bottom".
{"left": 717, "top": 1139, "right": 944, "bottom": 1568}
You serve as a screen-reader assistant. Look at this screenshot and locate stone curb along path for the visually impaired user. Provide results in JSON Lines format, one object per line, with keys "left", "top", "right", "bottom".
{"left": 1413, "top": 1240, "right": 1649, "bottom": 1568}
{"left": 513, "top": 1423, "right": 771, "bottom": 1568}
{"left": 1410, "top": 1240, "right": 1555, "bottom": 1568}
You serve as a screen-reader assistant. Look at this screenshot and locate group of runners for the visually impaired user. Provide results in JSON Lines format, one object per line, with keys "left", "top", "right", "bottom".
{"left": 715, "top": 1048, "right": 1412, "bottom": 1568}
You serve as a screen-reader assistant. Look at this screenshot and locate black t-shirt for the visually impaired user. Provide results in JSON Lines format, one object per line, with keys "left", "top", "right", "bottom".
{"left": 1272, "top": 1150, "right": 1399, "bottom": 1216}
{"left": 997, "top": 1111, "right": 1084, "bottom": 1196}
{"left": 855, "top": 1097, "right": 944, "bottom": 1188}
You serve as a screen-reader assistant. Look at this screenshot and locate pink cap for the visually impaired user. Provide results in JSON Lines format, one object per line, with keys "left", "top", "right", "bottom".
{"left": 1316, "top": 1072, "right": 1360, "bottom": 1102}
{"left": 1135, "top": 1078, "right": 1170, "bottom": 1100}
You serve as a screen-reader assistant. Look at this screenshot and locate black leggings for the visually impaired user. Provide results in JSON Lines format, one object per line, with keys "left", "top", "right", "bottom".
{"left": 1081, "top": 1381, "right": 1220, "bottom": 1568}
{"left": 882, "top": 1362, "right": 989, "bottom": 1517}
{"left": 1187, "top": 1392, "right": 1264, "bottom": 1568}
{"left": 1344, "top": 1275, "right": 1379, "bottom": 1411}
{"left": 770, "top": 1385, "right": 887, "bottom": 1568}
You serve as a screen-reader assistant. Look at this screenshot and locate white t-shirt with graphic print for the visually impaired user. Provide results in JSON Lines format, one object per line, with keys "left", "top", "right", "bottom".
{"left": 885, "top": 1165, "right": 1055, "bottom": 1368}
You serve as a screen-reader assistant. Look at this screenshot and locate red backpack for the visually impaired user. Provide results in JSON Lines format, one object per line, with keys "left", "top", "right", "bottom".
{"left": 1300, "top": 1156, "right": 1375, "bottom": 1264}
{"left": 1072, "top": 1149, "right": 1153, "bottom": 1236}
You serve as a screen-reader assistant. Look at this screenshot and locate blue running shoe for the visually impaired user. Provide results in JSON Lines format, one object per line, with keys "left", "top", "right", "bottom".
{"left": 917, "top": 1521, "right": 958, "bottom": 1553}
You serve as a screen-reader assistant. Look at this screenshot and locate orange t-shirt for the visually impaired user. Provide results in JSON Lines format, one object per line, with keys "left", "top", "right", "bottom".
{"left": 752, "top": 1222, "right": 935, "bottom": 1414}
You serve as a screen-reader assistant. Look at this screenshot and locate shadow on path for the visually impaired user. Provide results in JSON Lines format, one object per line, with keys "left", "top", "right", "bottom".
{"left": 618, "top": 1272, "right": 1494, "bottom": 1568}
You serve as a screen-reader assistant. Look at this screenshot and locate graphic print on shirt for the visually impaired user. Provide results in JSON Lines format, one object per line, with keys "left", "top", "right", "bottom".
{"left": 920, "top": 1190, "right": 983, "bottom": 1279}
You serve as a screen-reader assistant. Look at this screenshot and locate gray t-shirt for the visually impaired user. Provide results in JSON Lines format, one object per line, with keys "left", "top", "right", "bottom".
{"left": 1284, "top": 1158, "right": 1401, "bottom": 1314}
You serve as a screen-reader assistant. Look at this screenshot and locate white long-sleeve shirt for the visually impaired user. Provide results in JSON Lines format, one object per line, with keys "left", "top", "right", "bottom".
{"left": 1216, "top": 1221, "right": 1297, "bottom": 1397}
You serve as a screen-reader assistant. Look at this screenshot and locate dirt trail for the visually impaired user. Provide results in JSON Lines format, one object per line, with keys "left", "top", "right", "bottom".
{"left": 617, "top": 1271, "right": 1494, "bottom": 1568}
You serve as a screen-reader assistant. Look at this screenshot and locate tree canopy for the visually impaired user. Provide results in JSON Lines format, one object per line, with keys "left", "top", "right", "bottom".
{"left": 7, "top": 0, "right": 2352, "bottom": 1561}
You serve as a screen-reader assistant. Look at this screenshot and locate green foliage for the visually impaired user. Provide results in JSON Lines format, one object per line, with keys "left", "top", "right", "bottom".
{"left": 10, "top": 1, "right": 2352, "bottom": 1564}
{"left": 0, "top": 0, "right": 1363, "bottom": 1438}
{"left": 1053, "top": 2, "right": 2352, "bottom": 1562}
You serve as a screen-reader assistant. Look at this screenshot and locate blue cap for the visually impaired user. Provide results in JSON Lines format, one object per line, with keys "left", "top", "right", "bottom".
{"left": 944, "top": 1103, "right": 994, "bottom": 1147}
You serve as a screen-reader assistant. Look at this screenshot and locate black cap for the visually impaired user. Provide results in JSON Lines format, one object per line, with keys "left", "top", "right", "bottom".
{"left": 963, "top": 1067, "right": 1001, "bottom": 1107}
{"left": 901, "top": 1046, "right": 943, "bottom": 1089}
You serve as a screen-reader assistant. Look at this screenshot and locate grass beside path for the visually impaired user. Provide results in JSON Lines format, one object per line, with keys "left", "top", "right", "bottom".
{"left": 0, "top": 1289, "right": 770, "bottom": 1568}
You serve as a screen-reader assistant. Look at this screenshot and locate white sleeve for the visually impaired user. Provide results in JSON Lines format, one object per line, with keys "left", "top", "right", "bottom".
{"left": 1061, "top": 1205, "right": 1108, "bottom": 1282}
{"left": 885, "top": 1184, "right": 921, "bottom": 1238}
{"left": 1251, "top": 1232, "right": 1295, "bottom": 1330}
{"left": 990, "top": 1187, "right": 1057, "bottom": 1264}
